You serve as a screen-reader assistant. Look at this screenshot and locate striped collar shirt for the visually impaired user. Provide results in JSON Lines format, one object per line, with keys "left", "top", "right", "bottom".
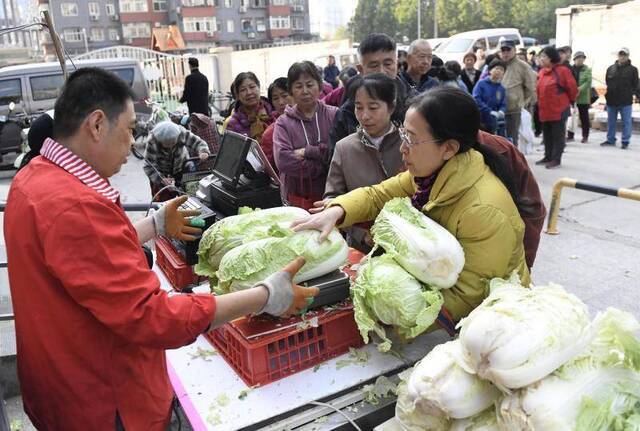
{"left": 40, "top": 137, "right": 120, "bottom": 204}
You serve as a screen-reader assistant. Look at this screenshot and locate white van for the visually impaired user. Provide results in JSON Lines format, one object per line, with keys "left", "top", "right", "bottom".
{"left": 0, "top": 58, "right": 150, "bottom": 119}
{"left": 435, "top": 28, "right": 524, "bottom": 64}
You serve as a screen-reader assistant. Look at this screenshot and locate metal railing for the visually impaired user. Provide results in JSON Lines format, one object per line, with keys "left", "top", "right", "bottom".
{"left": 546, "top": 178, "right": 640, "bottom": 234}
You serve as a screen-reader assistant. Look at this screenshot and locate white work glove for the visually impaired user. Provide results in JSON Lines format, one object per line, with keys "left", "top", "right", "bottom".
{"left": 490, "top": 111, "right": 499, "bottom": 118}
{"left": 257, "top": 257, "right": 319, "bottom": 317}
{"left": 152, "top": 196, "right": 202, "bottom": 241}
{"left": 497, "top": 111, "right": 505, "bottom": 120}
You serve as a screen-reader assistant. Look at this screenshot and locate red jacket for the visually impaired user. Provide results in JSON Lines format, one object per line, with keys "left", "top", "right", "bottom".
{"left": 4, "top": 156, "right": 216, "bottom": 430}
{"left": 260, "top": 122, "right": 277, "bottom": 172}
{"left": 537, "top": 64, "right": 578, "bottom": 122}
{"left": 478, "top": 131, "right": 546, "bottom": 269}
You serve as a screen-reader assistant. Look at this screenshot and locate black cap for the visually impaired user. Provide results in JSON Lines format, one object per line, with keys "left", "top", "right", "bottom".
{"left": 499, "top": 39, "right": 517, "bottom": 49}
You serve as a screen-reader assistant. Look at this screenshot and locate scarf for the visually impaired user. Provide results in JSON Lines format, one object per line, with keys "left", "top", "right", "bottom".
{"left": 411, "top": 168, "right": 441, "bottom": 211}
{"left": 243, "top": 102, "right": 270, "bottom": 141}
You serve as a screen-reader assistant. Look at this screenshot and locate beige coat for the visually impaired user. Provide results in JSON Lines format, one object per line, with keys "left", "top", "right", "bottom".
{"left": 502, "top": 57, "right": 537, "bottom": 113}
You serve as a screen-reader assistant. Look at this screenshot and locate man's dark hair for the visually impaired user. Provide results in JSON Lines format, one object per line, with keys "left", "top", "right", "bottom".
{"left": 559, "top": 45, "right": 572, "bottom": 55}
{"left": 267, "top": 77, "right": 289, "bottom": 104}
{"left": 488, "top": 59, "right": 506, "bottom": 71}
{"left": 53, "top": 67, "right": 135, "bottom": 140}
{"left": 358, "top": 33, "right": 396, "bottom": 58}
{"left": 438, "top": 60, "right": 462, "bottom": 81}
{"left": 188, "top": 57, "right": 199, "bottom": 68}
{"left": 541, "top": 46, "right": 561, "bottom": 64}
{"left": 287, "top": 61, "right": 323, "bottom": 91}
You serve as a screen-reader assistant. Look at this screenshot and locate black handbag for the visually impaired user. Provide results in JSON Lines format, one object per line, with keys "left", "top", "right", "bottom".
{"left": 590, "top": 87, "right": 599, "bottom": 104}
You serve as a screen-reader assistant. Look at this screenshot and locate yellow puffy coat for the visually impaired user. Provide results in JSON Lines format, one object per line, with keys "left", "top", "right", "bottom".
{"left": 331, "top": 148, "right": 530, "bottom": 322}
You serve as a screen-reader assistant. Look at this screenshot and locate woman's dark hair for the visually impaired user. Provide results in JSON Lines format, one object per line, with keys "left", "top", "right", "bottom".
{"left": 437, "top": 60, "right": 462, "bottom": 82}
{"left": 427, "top": 55, "right": 443, "bottom": 78}
{"left": 410, "top": 87, "right": 518, "bottom": 200}
{"left": 488, "top": 59, "right": 506, "bottom": 71}
{"left": 484, "top": 53, "right": 497, "bottom": 68}
{"left": 287, "top": 61, "right": 323, "bottom": 91}
{"left": 232, "top": 72, "right": 260, "bottom": 98}
{"left": 338, "top": 66, "right": 358, "bottom": 87}
{"left": 540, "top": 46, "right": 561, "bottom": 64}
{"left": 267, "top": 77, "right": 288, "bottom": 104}
{"left": 348, "top": 73, "right": 397, "bottom": 111}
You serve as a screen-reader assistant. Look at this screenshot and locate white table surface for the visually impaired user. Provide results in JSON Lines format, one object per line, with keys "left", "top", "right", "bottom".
{"left": 155, "top": 264, "right": 449, "bottom": 430}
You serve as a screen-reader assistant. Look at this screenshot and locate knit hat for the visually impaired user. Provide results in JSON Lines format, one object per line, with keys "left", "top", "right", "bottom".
{"left": 151, "top": 121, "right": 181, "bottom": 146}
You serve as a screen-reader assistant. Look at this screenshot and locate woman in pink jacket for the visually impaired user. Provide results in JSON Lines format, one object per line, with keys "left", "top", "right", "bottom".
{"left": 273, "top": 61, "right": 338, "bottom": 210}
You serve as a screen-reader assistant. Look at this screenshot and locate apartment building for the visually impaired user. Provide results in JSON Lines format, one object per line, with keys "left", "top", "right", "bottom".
{"left": 38, "top": 0, "right": 124, "bottom": 56}
{"left": 36, "top": 0, "right": 312, "bottom": 56}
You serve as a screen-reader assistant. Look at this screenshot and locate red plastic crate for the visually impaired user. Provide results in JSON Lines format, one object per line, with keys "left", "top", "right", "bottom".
{"left": 205, "top": 304, "right": 364, "bottom": 386}
{"left": 155, "top": 236, "right": 201, "bottom": 290}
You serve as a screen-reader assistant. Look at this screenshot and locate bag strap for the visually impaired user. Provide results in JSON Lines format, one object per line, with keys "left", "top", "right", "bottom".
{"left": 551, "top": 67, "right": 567, "bottom": 95}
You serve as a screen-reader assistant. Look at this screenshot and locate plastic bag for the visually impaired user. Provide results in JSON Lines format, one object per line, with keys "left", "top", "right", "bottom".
{"left": 519, "top": 109, "right": 535, "bottom": 155}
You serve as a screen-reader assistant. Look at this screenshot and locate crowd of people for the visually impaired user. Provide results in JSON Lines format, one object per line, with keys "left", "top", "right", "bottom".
{"left": 5, "top": 30, "right": 638, "bottom": 430}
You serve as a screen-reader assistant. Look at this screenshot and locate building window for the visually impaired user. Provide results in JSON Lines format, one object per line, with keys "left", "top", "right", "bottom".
{"left": 255, "top": 19, "right": 265, "bottom": 32}
{"left": 88, "top": 2, "right": 100, "bottom": 16}
{"left": 60, "top": 3, "right": 79, "bottom": 16}
{"left": 122, "top": 22, "right": 151, "bottom": 38}
{"left": 292, "top": 16, "right": 303, "bottom": 30}
{"left": 91, "top": 27, "right": 105, "bottom": 41}
{"left": 119, "top": 0, "right": 148, "bottom": 13}
{"left": 241, "top": 19, "right": 252, "bottom": 32}
{"left": 271, "top": 0, "right": 287, "bottom": 5}
{"left": 224, "top": 0, "right": 232, "bottom": 7}
{"left": 109, "top": 28, "right": 120, "bottom": 40}
{"left": 269, "top": 16, "right": 290, "bottom": 29}
{"left": 183, "top": 17, "right": 215, "bottom": 32}
{"left": 63, "top": 28, "right": 83, "bottom": 42}
{"left": 252, "top": 0, "right": 266, "bottom": 6}
{"left": 226, "top": 19, "right": 234, "bottom": 33}
{"left": 153, "top": 0, "right": 168, "bottom": 11}
{"left": 106, "top": 3, "right": 116, "bottom": 15}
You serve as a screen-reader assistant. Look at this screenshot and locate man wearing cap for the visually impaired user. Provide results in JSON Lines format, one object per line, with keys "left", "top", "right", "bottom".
{"left": 572, "top": 51, "right": 593, "bottom": 143}
{"left": 143, "top": 121, "right": 210, "bottom": 201}
{"left": 602, "top": 47, "right": 639, "bottom": 149}
{"left": 499, "top": 39, "right": 537, "bottom": 147}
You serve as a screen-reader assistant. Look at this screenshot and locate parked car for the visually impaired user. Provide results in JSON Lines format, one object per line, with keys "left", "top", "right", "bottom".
{"left": 434, "top": 28, "right": 524, "bottom": 64}
{"left": 0, "top": 58, "right": 150, "bottom": 120}
{"left": 522, "top": 37, "right": 539, "bottom": 47}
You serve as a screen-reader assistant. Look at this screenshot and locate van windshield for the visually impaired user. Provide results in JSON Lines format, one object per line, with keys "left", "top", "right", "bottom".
{"left": 436, "top": 38, "right": 473, "bottom": 54}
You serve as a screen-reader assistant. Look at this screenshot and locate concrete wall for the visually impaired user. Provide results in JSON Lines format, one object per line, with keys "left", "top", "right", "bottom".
{"left": 211, "top": 38, "right": 350, "bottom": 94}
{"left": 556, "top": 1, "right": 640, "bottom": 86}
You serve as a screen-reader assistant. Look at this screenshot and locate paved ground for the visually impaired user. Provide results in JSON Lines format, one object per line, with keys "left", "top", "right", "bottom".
{"left": 1, "top": 128, "right": 639, "bottom": 429}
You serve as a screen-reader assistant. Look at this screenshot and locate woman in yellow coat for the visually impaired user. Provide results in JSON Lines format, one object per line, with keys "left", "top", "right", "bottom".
{"left": 293, "top": 87, "right": 530, "bottom": 330}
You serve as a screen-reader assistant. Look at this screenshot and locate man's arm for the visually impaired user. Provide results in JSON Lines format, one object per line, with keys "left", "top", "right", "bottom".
{"left": 179, "top": 75, "right": 191, "bottom": 104}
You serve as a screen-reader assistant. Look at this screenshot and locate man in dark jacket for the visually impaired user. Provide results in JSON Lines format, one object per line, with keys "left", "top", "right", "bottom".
{"left": 329, "top": 34, "right": 418, "bottom": 156}
{"left": 399, "top": 39, "right": 439, "bottom": 93}
{"left": 179, "top": 58, "right": 209, "bottom": 116}
{"left": 601, "top": 47, "right": 639, "bottom": 149}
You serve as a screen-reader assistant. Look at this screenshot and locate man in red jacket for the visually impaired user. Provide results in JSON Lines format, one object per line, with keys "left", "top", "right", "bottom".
{"left": 4, "top": 68, "right": 317, "bottom": 431}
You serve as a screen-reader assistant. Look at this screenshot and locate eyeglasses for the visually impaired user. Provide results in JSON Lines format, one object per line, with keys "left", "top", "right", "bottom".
{"left": 398, "top": 126, "right": 439, "bottom": 149}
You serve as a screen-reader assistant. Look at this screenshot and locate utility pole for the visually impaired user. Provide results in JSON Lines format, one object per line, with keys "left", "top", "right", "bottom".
{"left": 433, "top": 0, "right": 438, "bottom": 38}
{"left": 417, "top": 0, "right": 421, "bottom": 40}
{"left": 42, "top": 10, "right": 68, "bottom": 80}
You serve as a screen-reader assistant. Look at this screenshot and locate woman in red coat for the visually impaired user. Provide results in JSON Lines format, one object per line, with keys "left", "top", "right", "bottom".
{"left": 535, "top": 46, "right": 578, "bottom": 169}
